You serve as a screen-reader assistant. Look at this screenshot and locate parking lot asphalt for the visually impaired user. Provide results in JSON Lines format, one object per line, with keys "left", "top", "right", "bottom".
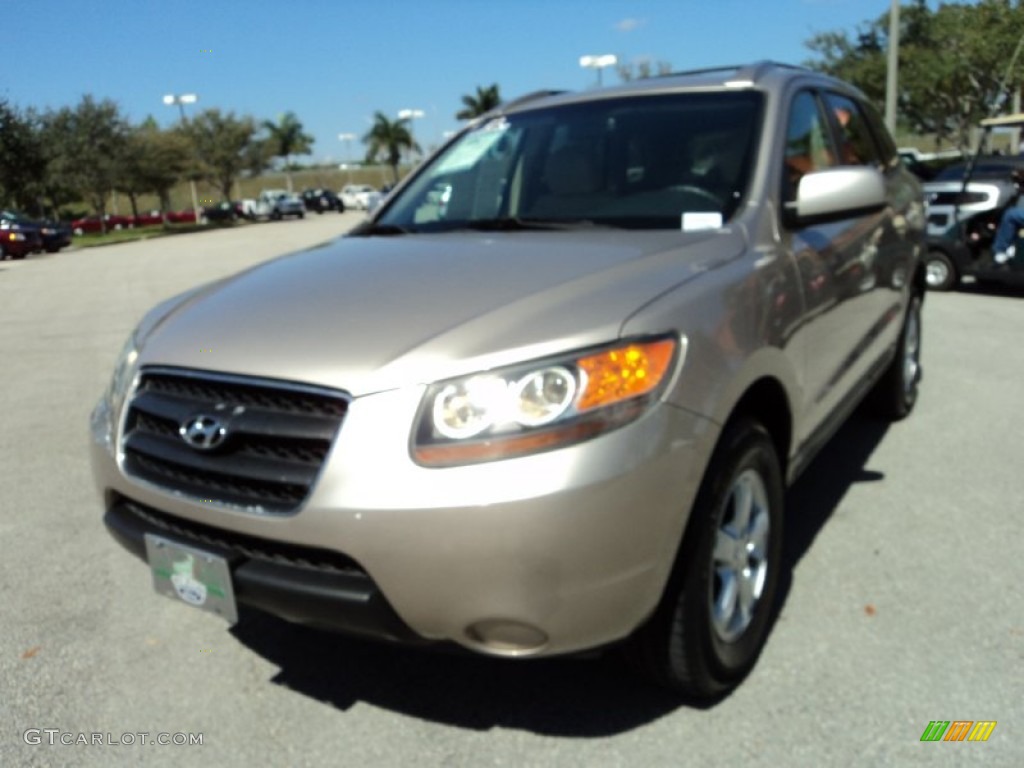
{"left": 1, "top": 217, "right": 1021, "bottom": 767}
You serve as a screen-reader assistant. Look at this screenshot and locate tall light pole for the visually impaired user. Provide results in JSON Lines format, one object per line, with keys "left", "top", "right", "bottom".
{"left": 884, "top": 0, "right": 900, "bottom": 134}
{"left": 163, "top": 93, "right": 202, "bottom": 225}
{"left": 398, "top": 108, "right": 424, "bottom": 166}
{"left": 580, "top": 54, "right": 618, "bottom": 87}
{"left": 338, "top": 132, "right": 356, "bottom": 184}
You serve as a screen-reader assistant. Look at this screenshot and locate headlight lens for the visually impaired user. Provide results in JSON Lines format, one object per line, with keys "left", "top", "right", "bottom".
{"left": 414, "top": 336, "right": 679, "bottom": 466}
{"left": 513, "top": 366, "right": 577, "bottom": 426}
{"left": 107, "top": 330, "right": 141, "bottom": 410}
{"left": 432, "top": 376, "right": 510, "bottom": 439}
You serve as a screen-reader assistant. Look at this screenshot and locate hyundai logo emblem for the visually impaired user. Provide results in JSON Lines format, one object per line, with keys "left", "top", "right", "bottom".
{"left": 179, "top": 415, "right": 228, "bottom": 451}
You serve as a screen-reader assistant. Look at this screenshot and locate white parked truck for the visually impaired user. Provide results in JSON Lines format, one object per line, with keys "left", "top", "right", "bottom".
{"left": 241, "top": 189, "right": 306, "bottom": 220}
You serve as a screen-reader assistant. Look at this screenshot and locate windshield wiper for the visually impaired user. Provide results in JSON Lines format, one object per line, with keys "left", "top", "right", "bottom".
{"left": 347, "top": 222, "right": 410, "bottom": 237}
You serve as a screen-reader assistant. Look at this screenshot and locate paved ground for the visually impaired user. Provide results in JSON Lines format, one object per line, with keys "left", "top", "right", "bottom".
{"left": 1, "top": 218, "right": 1021, "bottom": 767}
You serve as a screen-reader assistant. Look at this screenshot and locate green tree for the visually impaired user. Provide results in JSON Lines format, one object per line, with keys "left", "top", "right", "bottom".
{"left": 362, "top": 111, "right": 420, "bottom": 183}
{"left": 36, "top": 110, "right": 84, "bottom": 219}
{"left": 46, "top": 96, "right": 129, "bottom": 231}
{"left": 261, "top": 111, "right": 314, "bottom": 192}
{"left": 188, "top": 109, "right": 258, "bottom": 201}
{"left": 456, "top": 84, "right": 502, "bottom": 120}
{"left": 805, "top": 0, "right": 1024, "bottom": 149}
{"left": 243, "top": 137, "right": 275, "bottom": 179}
{"left": 0, "top": 100, "right": 49, "bottom": 215}
{"left": 116, "top": 118, "right": 191, "bottom": 219}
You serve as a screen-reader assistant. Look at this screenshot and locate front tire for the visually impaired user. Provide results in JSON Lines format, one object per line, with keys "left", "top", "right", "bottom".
{"left": 625, "top": 419, "right": 783, "bottom": 699}
{"left": 870, "top": 293, "right": 923, "bottom": 420}
{"left": 924, "top": 249, "right": 957, "bottom": 291}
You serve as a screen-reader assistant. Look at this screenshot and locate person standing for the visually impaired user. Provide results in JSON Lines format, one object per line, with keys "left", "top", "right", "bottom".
{"left": 993, "top": 169, "right": 1024, "bottom": 263}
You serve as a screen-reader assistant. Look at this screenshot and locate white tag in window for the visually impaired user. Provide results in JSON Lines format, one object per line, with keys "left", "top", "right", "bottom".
{"left": 681, "top": 212, "right": 723, "bottom": 231}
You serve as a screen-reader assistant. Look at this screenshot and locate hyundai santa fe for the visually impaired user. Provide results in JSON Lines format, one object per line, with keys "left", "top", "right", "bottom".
{"left": 91, "top": 61, "right": 926, "bottom": 698}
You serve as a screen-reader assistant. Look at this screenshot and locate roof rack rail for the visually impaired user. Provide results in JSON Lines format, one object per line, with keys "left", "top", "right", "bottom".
{"left": 660, "top": 60, "right": 809, "bottom": 83}
{"left": 500, "top": 90, "right": 567, "bottom": 111}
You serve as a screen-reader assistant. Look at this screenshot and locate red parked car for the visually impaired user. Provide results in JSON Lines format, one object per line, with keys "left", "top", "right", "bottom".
{"left": 132, "top": 210, "right": 165, "bottom": 227}
{"left": 71, "top": 214, "right": 135, "bottom": 235}
{"left": 165, "top": 209, "right": 199, "bottom": 224}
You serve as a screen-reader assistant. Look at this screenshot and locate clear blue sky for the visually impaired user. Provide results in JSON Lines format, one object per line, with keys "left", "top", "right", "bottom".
{"left": 4, "top": 0, "right": 906, "bottom": 164}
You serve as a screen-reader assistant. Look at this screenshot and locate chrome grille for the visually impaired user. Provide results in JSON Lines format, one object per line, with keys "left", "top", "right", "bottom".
{"left": 121, "top": 368, "right": 348, "bottom": 513}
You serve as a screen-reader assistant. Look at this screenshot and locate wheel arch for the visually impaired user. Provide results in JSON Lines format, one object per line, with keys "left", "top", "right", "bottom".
{"left": 668, "top": 372, "right": 794, "bottom": 568}
{"left": 722, "top": 377, "right": 793, "bottom": 483}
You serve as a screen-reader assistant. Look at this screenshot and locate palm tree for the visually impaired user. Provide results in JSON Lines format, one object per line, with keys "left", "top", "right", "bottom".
{"left": 262, "top": 111, "right": 314, "bottom": 192}
{"left": 362, "top": 112, "right": 419, "bottom": 183}
{"left": 456, "top": 84, "right": 502, "bottom": 120}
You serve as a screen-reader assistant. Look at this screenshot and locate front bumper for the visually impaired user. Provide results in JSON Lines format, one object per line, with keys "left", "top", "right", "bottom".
{"left": 91, "top": 385, "right": 717, "bottom": 656}
{"left": 104, "top": 495, "right": 423, "bottom": 642}
{"left": 42, "top": 232, "right": 71, "bottom": 251}
{"left": 2, "top": 233, "right": 42, "bottom": 256}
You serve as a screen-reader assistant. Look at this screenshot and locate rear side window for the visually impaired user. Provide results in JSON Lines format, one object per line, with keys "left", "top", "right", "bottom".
{"left": 822, "top": 92, "right": 883, "bottom": 168}
{"left": 858, "top": 100, "right": 900, "bottom": 168}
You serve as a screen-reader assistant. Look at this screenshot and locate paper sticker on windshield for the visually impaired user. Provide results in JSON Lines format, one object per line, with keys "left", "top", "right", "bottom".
{"left": 435, "top": 124, "right": 509, "bottom": 174}
{"left": 681, "top": 212, "right": 723, "bottom": 232}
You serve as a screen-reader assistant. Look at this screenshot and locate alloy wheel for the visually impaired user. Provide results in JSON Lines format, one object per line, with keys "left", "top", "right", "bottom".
{"left": 709, "top": 468, "right": 771, "bottom": 643}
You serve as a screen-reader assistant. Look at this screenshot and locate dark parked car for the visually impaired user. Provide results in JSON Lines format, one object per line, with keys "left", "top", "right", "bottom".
{"left": 202, "top": 201, "right": 244, "bottom": 222}
{"left": 0, "top": 211, "right": 43, "bottom": 259}
{"left": 37, "top": 219, "right": 73, "bottom": 252}
{"left": 2, "top": 209, "right": 70, "bottom": 254}
{"left": 300, "top": 188, "right": 345, "bottom": 213}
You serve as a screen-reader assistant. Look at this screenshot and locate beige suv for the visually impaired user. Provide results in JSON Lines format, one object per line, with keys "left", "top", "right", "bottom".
{"left": 90, "top": 62, "right": 925, "bottom": 698}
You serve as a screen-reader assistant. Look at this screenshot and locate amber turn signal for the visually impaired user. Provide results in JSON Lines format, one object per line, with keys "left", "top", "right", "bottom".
{"left": 576, "top": 338, "right": 677, "bottom": 412}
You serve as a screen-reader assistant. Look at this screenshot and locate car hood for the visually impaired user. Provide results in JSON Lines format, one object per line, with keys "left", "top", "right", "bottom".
{"left": 138, "top": 228, "right": 745, "bottom": 396}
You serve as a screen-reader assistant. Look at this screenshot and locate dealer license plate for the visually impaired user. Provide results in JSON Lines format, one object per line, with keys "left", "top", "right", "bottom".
{"left": 144, "top": 534, "right": 238, "bottom": 624}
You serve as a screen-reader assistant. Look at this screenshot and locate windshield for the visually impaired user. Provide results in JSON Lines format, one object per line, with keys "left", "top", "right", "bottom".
{"left": 376, "top": 91, "right": 763, "bottom": 233}
{"left": 933, "top": 160, "right": 1024, "bottom": 181}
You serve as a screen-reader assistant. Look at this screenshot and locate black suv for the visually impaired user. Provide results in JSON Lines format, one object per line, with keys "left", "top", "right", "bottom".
{"left": 301, "top": 188, "right": 345, "bottom": 213}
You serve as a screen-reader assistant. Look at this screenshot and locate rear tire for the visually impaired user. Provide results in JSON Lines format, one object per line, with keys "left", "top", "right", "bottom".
{"left": 924, "top": 250, "right": 957, "bottom": 291}
{"left": 870, "top": 293, "right": 922, "bottom": 420}
{"left": 624, "top": 419, "right": 783, "bottom": 699}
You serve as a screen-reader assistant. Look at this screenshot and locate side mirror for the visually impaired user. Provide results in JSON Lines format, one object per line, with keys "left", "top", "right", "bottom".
{"left": 785, "top": 167, "right": 887, "bottom": 226}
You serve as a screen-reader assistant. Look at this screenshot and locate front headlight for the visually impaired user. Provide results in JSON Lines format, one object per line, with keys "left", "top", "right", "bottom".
{"left": 107, "top": 330, "right": 141, "bottom": 414}
{"left": 413, "top": 336, "right": 681, "bottom": 466}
